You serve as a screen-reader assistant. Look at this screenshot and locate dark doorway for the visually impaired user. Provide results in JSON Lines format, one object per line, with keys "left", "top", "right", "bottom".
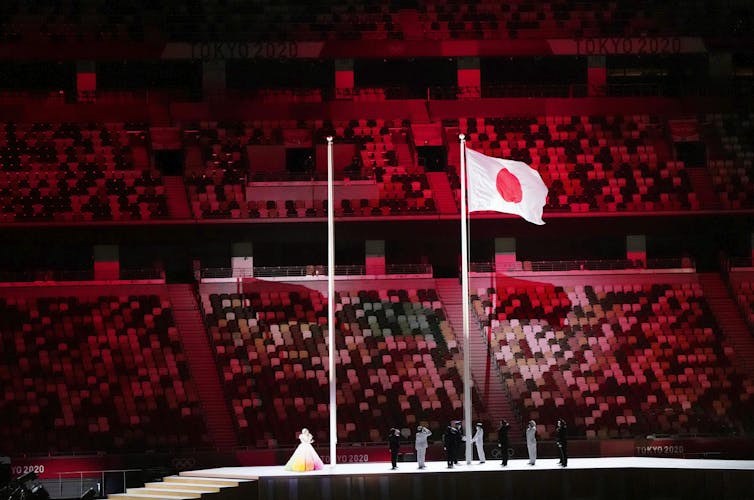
{"left": 154, "top": 150, "right": 185, "bottom": 176}
{"left": 417, "top": 146, "right": 447, "bottom": 172}
{"left": 675, "top": 142, "right": 706, "bottom": 167}
{"left": 286, "top": 147, "right": 315, "bottom": 174}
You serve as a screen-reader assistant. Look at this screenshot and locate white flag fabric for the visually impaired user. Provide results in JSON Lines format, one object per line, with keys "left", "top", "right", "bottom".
{"left": 466, "top": 147, "right": 548, "bottom": 225}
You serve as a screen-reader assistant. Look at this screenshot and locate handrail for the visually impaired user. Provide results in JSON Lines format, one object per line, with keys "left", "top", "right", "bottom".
{"left": 248, "top": 171, "right": 373, "bottom": 183}
{"left": 0, "top": 268, "right": 164, "bottom": 283}
{"left": 55, "top": 469, "right": 142, "bottom": 498}
{"left": 200, "top": 82, "right": 720, "bottom": 102}
{"left": 204, "top": 259, "right": 698, "bottom": 280}
{"left": 119, "top": 268, "right": 166, "bottom": 281}
{"left": 201, "top": 263, "right": 432, "bottom": 279}
{"left": 730, "top": 256, "right": 753, "bottom": 268}
{"left": 0, "top": 270, "right": 94, "bottom": 282}
{"left": 470, "top": 258, "right": 693, "bottom": 273}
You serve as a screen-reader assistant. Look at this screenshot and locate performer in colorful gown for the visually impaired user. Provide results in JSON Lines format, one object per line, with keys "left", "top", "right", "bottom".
{"left": 285, "top": 428, "right": 325, "bottom": 472}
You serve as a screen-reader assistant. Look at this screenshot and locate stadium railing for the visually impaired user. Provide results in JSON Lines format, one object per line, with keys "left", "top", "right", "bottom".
{"left": 470, "top": 258, "right": 693, "bottom": 273}
{"left": 200, "top": 263, "right": 432, "bottom": 279}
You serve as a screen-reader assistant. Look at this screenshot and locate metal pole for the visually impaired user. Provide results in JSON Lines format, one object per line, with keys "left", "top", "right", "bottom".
{"left": 327, "top": 135, "right": 337, "bottom": 468}
{"left": 459, "top": 134, "right": 473, "bottom": 464}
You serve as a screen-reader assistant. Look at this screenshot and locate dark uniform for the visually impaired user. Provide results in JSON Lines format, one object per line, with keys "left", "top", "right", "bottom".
{"left": 388, "top": 429, "right": 401, "bottom": 469}
{"left": 443, "top": 424, "right": 459, "bottom": 468}
{"left": 454, "top": 421, "right": 463, "bottom": 464}
{"left": 498, "top": 420, "right": 510, "bottom": 466}
{"left": 556, "top": 419, "right": 568, "bottom": 467}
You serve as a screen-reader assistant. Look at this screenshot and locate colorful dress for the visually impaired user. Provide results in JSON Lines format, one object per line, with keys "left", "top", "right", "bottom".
{"left": 285, "top": 431, "right": 324, "bottom": 472}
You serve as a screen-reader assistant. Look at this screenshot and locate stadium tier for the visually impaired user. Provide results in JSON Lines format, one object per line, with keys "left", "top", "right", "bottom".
{"left": 472, "top": 278, "right": 754, "bottom": 440}
{"left": 452, "top": 114, "right": 696, "bottom": 213}
{"left": 0, "top": 122, "right": 167, "bottom": 222}
{"left": 2, "top": 112, "right": 754, "bottom": 222}
{"left": 2, "top": 271, "right": 752, "bottom": 457}
{"left": 182, "top": 119, "right": 435, "bottom": 219}
{"left": 0, "top": 286, "right": 209, "bottom": 454}
{"left": 200, "top": 282, "right": 488, "bottom": 447}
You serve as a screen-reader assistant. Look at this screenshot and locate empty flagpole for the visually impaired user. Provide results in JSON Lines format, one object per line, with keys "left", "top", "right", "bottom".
{"left": 459, "top": 134, "right": 473, "bottom": 464}
{"left": 327, "top": 136, "right": 337, "bottom": 468}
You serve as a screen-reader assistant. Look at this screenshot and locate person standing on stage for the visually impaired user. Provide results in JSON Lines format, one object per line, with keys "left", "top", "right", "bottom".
{"left": 414, "top": 425, "right": 432, "bottom": 469}
{"left": 498, "top": 419, "right": 510, "bottom": 466}
{"left": 443, "top": 422, "right": 458, "bottom": 468}
{"left": 556, "top": 418, "right": 568, "bottom": 467}
{"left": 526, "top": 420, "right": 537, "bottom": 465}
{"left": 472, "top": 422, "right": 486, "bottom": 463}
{"left": 454, "top": 420, "right": 464, "bottom": 464}
{"left": 388, "top": 428, "right": 401, "bottom": 470}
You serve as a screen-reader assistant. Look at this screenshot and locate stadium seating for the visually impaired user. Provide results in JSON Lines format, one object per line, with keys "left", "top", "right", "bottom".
{"left": 472, "top": 280, "right": 754, "bottom": 439}
{"left": 454, "top": 114, "right": 696, "bottom": 213}
{"left": 415, "top": 0, "right": 729, "bottom": 40}
{"left": 201, "top": 284, "right": 486, "bottom": 446}
{"left": 0, "top": 288, "right": 209, "bottom": 453}
{"left": 734, "top": 279, "right": 754, "bottom": 326}
{"left": 0, "top": 122, "right": 167, "bottom": 222}
{"left": 183, "top": 121, "right": 255, "bottom": 219}
{"left": 4, "top": 113, "right": 743, "bottom": 222}
{"left": 184, "top": 120, "right": 435, "bottom": 219}
{"left": 3, "top": 1, "right": 745, "bottom": 43}
{"left": 704, "top": 113, "right": 754, "bottom": 209}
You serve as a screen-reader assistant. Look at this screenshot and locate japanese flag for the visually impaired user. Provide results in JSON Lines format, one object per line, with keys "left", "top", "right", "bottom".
{"left": 466, "top": 147, "right": 548, "bottom": 225}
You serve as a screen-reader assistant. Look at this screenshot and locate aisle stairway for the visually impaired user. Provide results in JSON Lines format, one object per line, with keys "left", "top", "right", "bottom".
{"left": 110, "top": 475, "right": 255, "bottom": 500}
{"left": 163, "top": 176, "right": 193, "bottom": 219}
{"left": 392, "top": 130, "right": 415, "bottom": 168}
{"left": 131, "top": 142, "right": 151, "bottom": 170}
{"left": 698, "top": 273, "right": 754, "bottom": 375}
{"left": 184, "top": 143, "right": 204, "bottom": 172}
{"left": 426, "top": 172, "right": 457, "bottom": 214}
{"left": 651, "top": 134, "right": 673, "bottom": 164}
{"left": 444, "top": 127, "right": 461, "bottom": 170}
{"left": 149, "top": 103, "right": 173, "bottom": 128}
{"left": 411, "top": 123, "right": 444, "bottom": 146}
{"left": 435, "top": 279, "right": 522, "bottom": 440}
{"left": 686, "top": 168, "right": 721, "bottom": 209}
{"left": 169, "top": 284, "right": 238, "bottom": 449}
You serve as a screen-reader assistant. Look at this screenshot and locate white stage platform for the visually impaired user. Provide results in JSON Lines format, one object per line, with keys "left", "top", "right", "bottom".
{"left": 182, "top": 456, "right": 754, "bottom": 479}
{"left": 181, "top": 458, "right": 754, "bottom": 500}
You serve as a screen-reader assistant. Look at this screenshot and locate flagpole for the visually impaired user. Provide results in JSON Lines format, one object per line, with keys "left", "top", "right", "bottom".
{"left": 459, "top": 134, "right": 473, "bottom": 464}
{"left": 326, "top": 136, "right": 337, "bottom": 468}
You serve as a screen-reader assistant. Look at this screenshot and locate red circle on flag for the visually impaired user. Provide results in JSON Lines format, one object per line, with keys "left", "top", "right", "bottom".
{"left": 496, "top": 168, "right": 523, "bottom": 203}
